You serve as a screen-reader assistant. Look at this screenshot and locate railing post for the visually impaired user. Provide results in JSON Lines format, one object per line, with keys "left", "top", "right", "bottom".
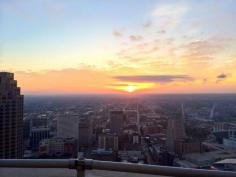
{"left": 77, "top": 156, "right": 86, "bottom": 177}
{"left": 77, "top": 165, "right": 85, "bottom": 177}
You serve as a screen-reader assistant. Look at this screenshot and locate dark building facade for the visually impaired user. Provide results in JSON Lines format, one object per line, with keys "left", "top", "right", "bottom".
{"left": 79, "top": 118, "right": 93, "bottom": 150}
{"left": 166, "top": 106, "right": 186, "bottom": 153}
{"left": 109, "top": 110, "right": 125, "bottom": 135}
{"left": 0, "top": 72, "right": 24, "bottom": 158}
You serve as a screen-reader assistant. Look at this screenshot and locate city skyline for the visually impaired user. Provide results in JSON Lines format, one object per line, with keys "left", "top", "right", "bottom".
{"left": 1, "top": 0, "right": 236, "bottom": 94}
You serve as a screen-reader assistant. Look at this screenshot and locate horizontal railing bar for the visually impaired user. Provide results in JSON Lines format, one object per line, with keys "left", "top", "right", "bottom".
{"left": 0, "top": 159, "right": 76, "bottom": 169}
{"left": 0, "top": 159, "right": 236, "bottom": 177}
{"left": 85, "top": 159, "right": 236, "bottom": 177}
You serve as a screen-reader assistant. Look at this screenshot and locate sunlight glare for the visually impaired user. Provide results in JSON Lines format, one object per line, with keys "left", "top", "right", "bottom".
{"left": 127, "top": 85, "right": 136, "bottom": 93}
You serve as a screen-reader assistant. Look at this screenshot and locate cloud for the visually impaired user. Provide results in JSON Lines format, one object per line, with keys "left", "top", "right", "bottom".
{"left": 152, "top": 3, "right": 188, "bottom": 17}
{"left": 143, "top": 21, "right": 152, "bottom": 28}
{"left": 129, "top": 35, "right": 143, "bottom": 42}
{"left": 108, "top": 83, "right": 138, "bottom": 87}
{"left": 182, "top": 37, "right": 232, "bottom": 62}
{"left": 152, "top": 3, "right": 189, "bottom": 29}
{"left": 216, "top": 73, "right": 228, "bottom": 83}
{"left": 117, "top": 40, "right": 160, "bottom": 63}
{"left": 158, "top": 30, "right": 166, "bottom": 34}
{"left": 217, "top": 73, "right": 227, "bottom": 79}
{"left": 1, "top": 0, "right": 67, "bottom": 23}
{"left": 113, "top": 30, "right": 123, "bottom": 37}
{"left": 114, "top": 75, "right": 193, "bottom": 83}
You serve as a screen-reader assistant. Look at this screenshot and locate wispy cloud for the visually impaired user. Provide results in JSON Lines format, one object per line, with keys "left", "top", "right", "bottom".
{"left": 113, "top": 30, "right": 123, "bottom": 37}
{"left": 114, "top": 75, "right": 193, "bottom": 83}
{"left": 108, "top": 83, "right": 138, "bottom": 87}
{"left": 143, "top": 21, "right": 152, "bottom": 28}
{"left": 184, "top": 38, "right": 228, "bottom": 59}
{"left": 152, "top": 3, "right": 189, "bottom": 29}
{"left": 1, "top": 0, "right": 67, "bottom": 22}
{"left": 129, "top": 35, "right": 143, "bottom": 42}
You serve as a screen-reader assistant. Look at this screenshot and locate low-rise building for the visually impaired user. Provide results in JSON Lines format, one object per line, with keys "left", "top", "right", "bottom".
{"left": 39, "top": 137, "right": 77, "bottom": 157}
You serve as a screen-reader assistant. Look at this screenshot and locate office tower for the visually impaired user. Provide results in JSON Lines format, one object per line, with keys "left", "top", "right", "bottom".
{"left": 30, "top": 116, "right": 48, "bottom": 128}
{"left": 125, "top": 110, "right": 138, "bottom": 125}
{"left": 175, "top": 105, "right": 186, "bottom": 140}
{"left": 79, "top": 118, "right": 93, "bottom": 149}
{"left": 0, "top": 72, "right": 24, "bottom": 158}
{"left": 166, "top": 106, "right": 204, "bottom": 156}
{"left": 166, "top": 106, "right": 186, "bottom": 152}
{"left": 166, "top": 119, "right": 175, "bottom": 152}
{"left": 109, "top": 110, "right": 125, "bottom": 135}
{"left": 57, "top": 113, "right": 79, "bottom": 139}
{"left": 30, "top": 126, "right": 50, "bottom": 151}
{"left": 29, "top": 117, "right": 50, "bottom": 151}
{"left": 98, "top": 133, "right": 118, "bottom": 151}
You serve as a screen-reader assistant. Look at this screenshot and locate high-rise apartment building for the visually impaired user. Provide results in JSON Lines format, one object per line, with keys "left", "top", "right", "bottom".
{"left": 0, "top": 72, "right": 24, "bottom": 158}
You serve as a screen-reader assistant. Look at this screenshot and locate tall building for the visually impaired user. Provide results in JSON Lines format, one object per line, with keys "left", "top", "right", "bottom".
{"left": 109, "top": 110, "right": 125, "bottom": 135}
{"left": 166, "top": 106, "right": 186, "bottom": 152}
{"left": 125, "top": 110, "right": 138, "bottom": 125}
{"left": 30, "top": 127, "right": 50, "bottom": 151}
{"left": 166, "top": 119, "right": 176, "bottom": 152}
{"left": 0, "top": 72, "right": 24, "bottom": 158}
{"left": 57, "top": 113, "right": 79, "bottom": 139}
{"left": 174, "top": 105, "right": 186, "bottom": 140}
{"left": 29, "top": 117, "right": 50, "bottom": 151}
{"left": 57, "top": 113, "right": 80, "bottom": 151}
{"left": 98, "top": 133, "right": 118, "bottom": 151}
{"left": 79, "top": 118, "right": 93, "bottom": 149}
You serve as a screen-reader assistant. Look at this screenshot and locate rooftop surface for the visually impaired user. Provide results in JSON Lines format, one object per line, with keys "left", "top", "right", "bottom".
{"left": 0, "top": 168, "right": 160, "bottom": 177}
{"left": 215, "top": 159, "right": 236, "bottom": 165}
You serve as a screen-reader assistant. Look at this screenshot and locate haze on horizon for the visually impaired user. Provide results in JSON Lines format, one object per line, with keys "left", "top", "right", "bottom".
{"left": 1, "top": 0, "right": 236, "bottom": 95}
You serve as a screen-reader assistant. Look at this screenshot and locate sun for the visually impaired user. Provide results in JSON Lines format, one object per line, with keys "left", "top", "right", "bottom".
{"left": 126, "top": 85, "right": 136, "bottom": 93}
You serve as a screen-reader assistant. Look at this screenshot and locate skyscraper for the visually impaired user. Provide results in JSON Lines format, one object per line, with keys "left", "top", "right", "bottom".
{"left": 57, "top": 113, "right": 79, "bottom": 139}
{"left": 79, "top": 118, "right": 93, "bottom": 149}
{"left": 109, "top": 110, "right": 125, "bottom": 135}
{"left": 0, "top": 72, "right": 24, "bottom": 158}
{"left": 166, "top": 105, "right": 186, "bottom": 152}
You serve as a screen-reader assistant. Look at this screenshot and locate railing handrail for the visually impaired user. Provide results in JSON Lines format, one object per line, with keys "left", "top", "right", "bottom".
{"left": 0, "top": 159, "right": 236, "bottom": 177}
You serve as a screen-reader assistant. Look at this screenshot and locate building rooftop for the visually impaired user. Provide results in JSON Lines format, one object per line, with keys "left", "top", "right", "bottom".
{"left": 214, "top": 159, "right": 236, "bottom": 165}
{"left": 183, "top": 150, "right": 236, "bottom": 167}
{"left": 0, "top": 168, "right": 163, "bottom": 177}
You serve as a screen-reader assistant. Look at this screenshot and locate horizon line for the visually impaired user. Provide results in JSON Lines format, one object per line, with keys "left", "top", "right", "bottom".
{"left": 24, "top": 92, "right": 236, "bottom": 97}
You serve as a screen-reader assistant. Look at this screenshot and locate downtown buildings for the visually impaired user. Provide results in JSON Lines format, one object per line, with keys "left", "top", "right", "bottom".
{"left": 109, "top": 110, "right": 125, "bottom": 135}
{"left": 0, "top": 72, "right": 24, "bottom": 158}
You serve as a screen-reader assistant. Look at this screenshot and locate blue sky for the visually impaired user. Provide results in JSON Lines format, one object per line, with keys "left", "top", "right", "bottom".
{"left": 1, "top": 0, "right": 236, "bottom": 94}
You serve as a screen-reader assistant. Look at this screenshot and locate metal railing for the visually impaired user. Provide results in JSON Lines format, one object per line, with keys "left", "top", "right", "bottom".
{"left": 0, "top": 159, "right": 236, "bottom": 177}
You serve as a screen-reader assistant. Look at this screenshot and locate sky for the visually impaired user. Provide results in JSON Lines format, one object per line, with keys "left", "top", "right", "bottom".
{"left": 1, "top": 0, "right": 236, "bottom": 94}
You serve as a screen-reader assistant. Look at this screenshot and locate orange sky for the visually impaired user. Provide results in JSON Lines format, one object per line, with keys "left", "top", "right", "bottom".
{"left": 2, "top": 0, "right": 236, "bottom": 94}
